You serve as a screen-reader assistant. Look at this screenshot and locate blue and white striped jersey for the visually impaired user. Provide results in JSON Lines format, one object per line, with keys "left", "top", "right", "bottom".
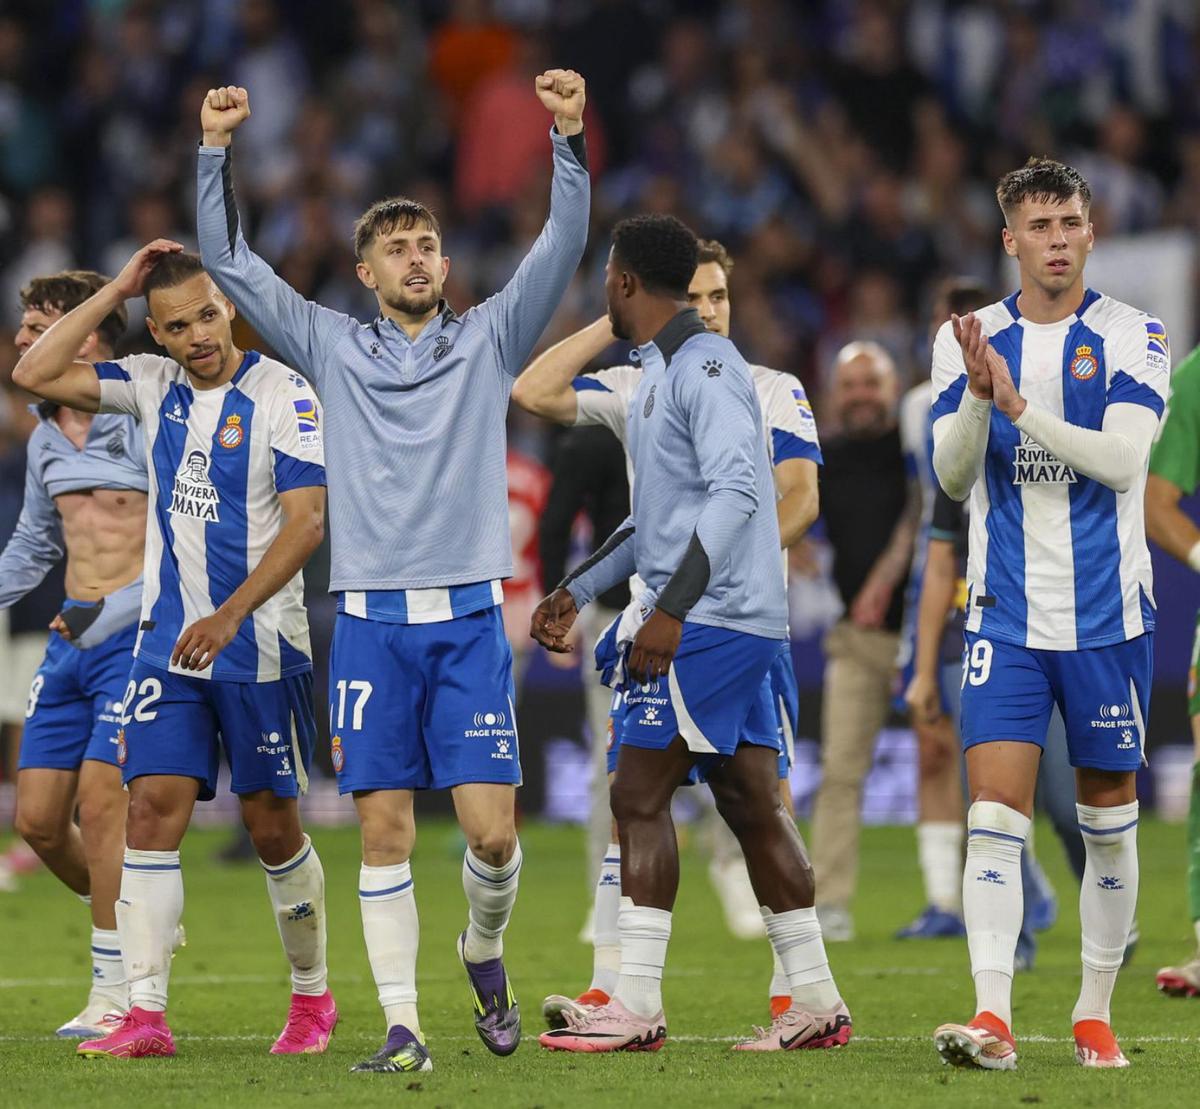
{"left": 95, "top": 351, "right": 325, "bottom": 681}
{"left": 930, "top": 290, "right": 1168, "bottom": 650}
{"left": 197, "top": 129, "right": 590, "bottom": 625}
{"left": 574, "top": 361, "right": 822, "bottom": 479}
{"left": 0, "top": 406, "right": 146, "bottom": 610}
{"left": 572, "top": 360, "right": 821, "bottom": 591}
{"left": 565, "top": 312, "right": 789, "bottom": 640}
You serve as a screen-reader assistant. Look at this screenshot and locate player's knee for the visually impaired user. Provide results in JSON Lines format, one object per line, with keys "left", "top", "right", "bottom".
{"left": 247, "top": 826, "right": 297, "bottom": 866}
{"left": 14, "top": 804, "right": 64, "bottom": 854}
{"left": 358, "top": 808, "right": 415, "bottom": 865}
{"left": 609, "top": 780, "right": 657, "bottom": 826}
{"left": 969, "top": 787, "right": 1030, "bottom": 815}
{"left": 465, "top": 827, "right": 516, "bottom": 867}
{"left": 125, "top": 790, "right": 174, "bottom": 849}
{"left": 76, "top": 788, "right": 126, "bottom": 839}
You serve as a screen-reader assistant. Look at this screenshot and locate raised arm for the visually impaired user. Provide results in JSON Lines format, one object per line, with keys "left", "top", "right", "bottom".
{"left": 0, "top": 444, "right": 65, "bottom": 609}
{"left": 931, "top": 313, "right": 995, "bottom": 501}
{"left": 478, "top": 70, "right": 591, "bottom": 377}
{"left": 511, "top": 316, "right": 615, "bottom": 423}
{"left": 12, "top": 241, "right": 182, "bottom": 411}
{"left": 197, "top": 86, "right": 351, "bottom": 385}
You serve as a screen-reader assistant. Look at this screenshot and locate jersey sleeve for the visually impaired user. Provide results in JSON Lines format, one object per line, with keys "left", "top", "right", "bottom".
{"left": 267, "top": 374, "right": 327, "bottom": 492}
{"left": 762, "top": 374, "right": 822, "bottom": 465}
{"left": 198, "top": 146, "right": 355, "bottom": 390}
{"left": 1149, "top": 346, "right": 1200, "bottom": 494}
{"left": 1106, "top": 314, "right": 1170, "bottom": 417}
{"left": 572, "top": 365, "right": 640, "bottom": 444}
{"left": 0, "top": 433, "right": 64, "bottom": 609}
{"left": 93, "top": 353, "right": 167, "bottom": 418}
{"left": 472, "top": 130, "right": 590, "bottom": 378}
{"left": 929, "top": 320, "right": 968, "bottom": 425}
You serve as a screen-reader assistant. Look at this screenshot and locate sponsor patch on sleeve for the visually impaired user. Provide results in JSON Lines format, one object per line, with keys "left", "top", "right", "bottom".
{"left": 293, "top": 397, "right": 321, "bottom": 447}
{"left": 792, "top": 387, "right": 815, "bottom": 426}
{"left": 1145, "top": 321, "right": 1169, "bottom": 372}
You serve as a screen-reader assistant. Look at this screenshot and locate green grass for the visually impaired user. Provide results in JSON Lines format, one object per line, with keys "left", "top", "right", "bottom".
{"left": 1, "top": 818, "right": 1198, "bottom": 1107}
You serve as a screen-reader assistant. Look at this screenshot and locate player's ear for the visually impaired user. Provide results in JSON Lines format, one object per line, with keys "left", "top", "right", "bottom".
{"left": 222, "top": 293, "right": 237, "bottom": 323}
{"left": 621, "top": 270, "right": 636, "bottom": 299}
{"left": 1000, "top": 226, "right": 1018, "bottom": 258}
{"left": 355, "top": 260, "right": 377, "bottom": 292}
{"left": 441, "top": 255, "right": 450, "bottom": 282}
{"left": 145, "top": 316, "right": 162, "bottom": 347}
{"left": 1085, "top": 222, "right": 1094, "bottom": 254}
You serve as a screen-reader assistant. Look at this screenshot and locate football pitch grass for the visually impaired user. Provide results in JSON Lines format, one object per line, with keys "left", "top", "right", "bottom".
{"left": 2, "top": 818, "right": 1198, "bottom": 1108}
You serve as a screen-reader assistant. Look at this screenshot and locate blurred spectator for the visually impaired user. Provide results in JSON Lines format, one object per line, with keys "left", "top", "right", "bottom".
{"left": 2, "top": 188, "right": 74, "bottom": 329}
{"left": 429, "top": 0, "right": 517, "bottom": 127}
{"left": 810, "top": 341, "right": 915, "bottom": 942}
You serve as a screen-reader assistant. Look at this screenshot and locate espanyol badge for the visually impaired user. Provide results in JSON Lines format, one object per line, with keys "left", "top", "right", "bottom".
{"left": 218, "top": 413, "right": 244, "bottom": 448}
{"left": 1069, "top": 344, "right": 1098, "bottom": 381}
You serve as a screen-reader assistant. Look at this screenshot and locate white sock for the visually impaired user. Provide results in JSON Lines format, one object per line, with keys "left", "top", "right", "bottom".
{"left": 115, "top": 849, "right": 183, "bottom": 1013}
{"left": 590, "top": 843, "right": 622, "bottom": 996}
{"left": 462, "top": 841, "right": 522, "bottom": 963}
{"left": 1073, "top": 801, "right": 1139, "bottom": 1025}
{"left": 763, "top": 906, "right": 842, "bottom": 1011}
{"left": 360, "top": 862, "right": 420, "bottom": 1034}
{"left": 614, "top": 898, "right": 671, "bottom": 1018}
{"left": 90, "top": 927, "right": 126, "bottom": 1005}
{"left": 768, "top": 950, "right": 789, "bottom": 999}
{"left": 917, "top": 821, "right": 964, "bottom": 913}
{"left": 962, "top": 801, "right": 1029, "bottom": 1027}
{"left": 262, "top": 835, "right": 328, "bottom": 996}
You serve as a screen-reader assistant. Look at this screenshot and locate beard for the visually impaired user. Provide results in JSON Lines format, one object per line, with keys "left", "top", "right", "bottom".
{"left": 382, "top": 282, "right": 441, "bottom": 316}
{"left": 607, "top": 303, "right": 631, "bottom": 341}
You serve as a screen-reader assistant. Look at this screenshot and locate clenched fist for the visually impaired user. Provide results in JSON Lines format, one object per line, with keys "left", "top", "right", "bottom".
{"left": 201, "top": 85, "right": 251, "bottom": 147}
{"left": 535, "top": 69, "right": 585, "bottom": 136}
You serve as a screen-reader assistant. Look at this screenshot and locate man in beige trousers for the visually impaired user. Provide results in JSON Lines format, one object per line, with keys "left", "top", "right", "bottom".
{"left": 811, "top": 343, "right": 917, "bottom": 940}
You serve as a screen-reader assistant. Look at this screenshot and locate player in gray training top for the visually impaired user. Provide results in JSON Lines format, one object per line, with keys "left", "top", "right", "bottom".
{"left": 195, "top": 73, "right": 589, "bottom": 1073}
{"left": 532, "top": 215, "right": 850, "bottom": 1054}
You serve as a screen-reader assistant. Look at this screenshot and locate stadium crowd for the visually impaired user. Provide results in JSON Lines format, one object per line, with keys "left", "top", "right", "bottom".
{"left": 0, "top": 0, "right": 1197, "bottom": 403}
{"left": 0, "top": 0, "right": 1198, "bottom": 1074}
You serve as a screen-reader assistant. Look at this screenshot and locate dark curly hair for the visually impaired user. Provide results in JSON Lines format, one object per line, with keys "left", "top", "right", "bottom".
{"left": 611, "top": 215, "right": 699, "bottom": 298}
{"left": 996, "top": 157, "right": 1091, "bottom": 221}
{"left": 20, "top": 270, "right": 127, "bottom": 352}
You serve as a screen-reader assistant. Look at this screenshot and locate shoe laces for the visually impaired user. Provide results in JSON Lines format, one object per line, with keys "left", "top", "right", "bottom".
{"left": 563, "top": 1002, "right": 617, "bottom": 1030}
{"left": 279, "top": 1005, "right": 324, "bottom": 1044}
{"left": 747, "top": 1007, "right": 807, "bottom": 1041}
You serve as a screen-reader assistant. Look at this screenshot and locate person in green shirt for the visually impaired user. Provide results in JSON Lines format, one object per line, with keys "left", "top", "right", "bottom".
{"left": 1146, "top": 342, "right": 1200, "bottom": 998}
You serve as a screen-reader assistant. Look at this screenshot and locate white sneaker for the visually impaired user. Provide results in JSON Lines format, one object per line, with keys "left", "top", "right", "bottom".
{"left": 708, "top": 858, "right": 766, "bottom": 940}
{"left": 56, "top": 995, "right": 127, "bottom": 1038}
{"left": 816, "top": 904, "right": 854, "bottom": 942}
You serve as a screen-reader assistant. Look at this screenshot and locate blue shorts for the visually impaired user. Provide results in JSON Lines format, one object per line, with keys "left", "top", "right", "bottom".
{"left": 768, "top": 642, "right": 799, "bottom": 779}
{"left": 959, "top": 630, "right": 1153, "bottom": 771}
{"left": 619, "top": 623, "right": 780, "bottom": 774}
{"left": 18, "top": 613, "right": 137, "bottom": 772}
{"left": 600, "top": 624, "right": 789, "bottom": 781}
{"left": 328, "top": 607, "right": 520, "bottom": 793}
{"left": 117, "top": 659, "right": 316, "bottom": 801}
